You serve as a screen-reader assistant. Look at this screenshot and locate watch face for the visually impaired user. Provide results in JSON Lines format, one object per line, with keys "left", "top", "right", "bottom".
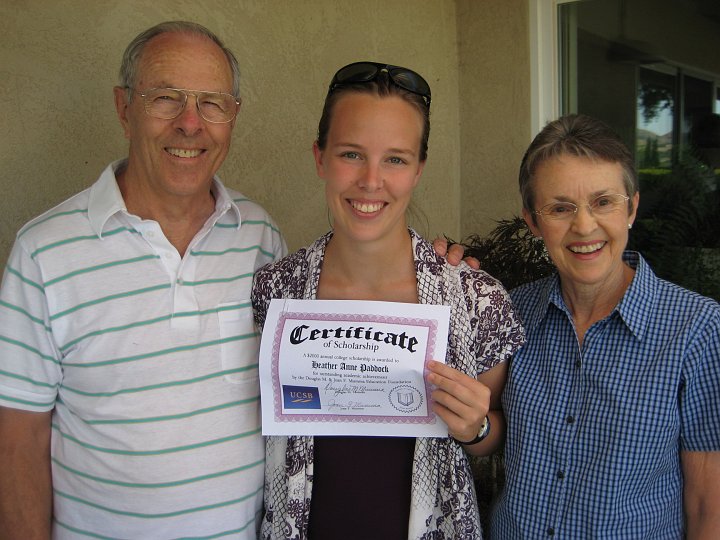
{"left": 478, "top": 415, "right": 490, "bottom": 437}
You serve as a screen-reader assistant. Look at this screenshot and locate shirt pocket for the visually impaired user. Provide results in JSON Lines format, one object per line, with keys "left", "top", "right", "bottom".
{"left": 217, "top": 304, "right": 260, "bottom": 384}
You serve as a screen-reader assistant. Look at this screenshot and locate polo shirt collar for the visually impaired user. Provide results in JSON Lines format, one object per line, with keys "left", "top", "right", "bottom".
{"left": 87, "top": 159, "right": 127, "bottom": 237}
{"left": 523, "top": 251, "right": 656, "bottom": 342}
{"left": 210, "top": 176, "right": 242, "bottom": 228}
{"left": 87, "top": 159, "right": 242, "bottom": 237}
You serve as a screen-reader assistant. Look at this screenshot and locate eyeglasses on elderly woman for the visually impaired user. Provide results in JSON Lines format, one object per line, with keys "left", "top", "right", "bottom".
{"left": 534, "top": 193, "right": 630, "bottom": 221}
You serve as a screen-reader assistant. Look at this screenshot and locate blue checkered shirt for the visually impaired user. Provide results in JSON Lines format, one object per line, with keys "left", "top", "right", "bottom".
{"left": 490, "top": 252, "right": 720, "bottom": 539}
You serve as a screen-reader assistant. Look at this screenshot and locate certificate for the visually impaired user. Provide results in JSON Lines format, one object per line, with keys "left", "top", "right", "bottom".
{"left": 258, "top": 299, "right": 451, "bottom": 437}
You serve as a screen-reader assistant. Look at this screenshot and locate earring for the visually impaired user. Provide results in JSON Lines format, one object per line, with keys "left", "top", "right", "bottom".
{"left": 628, "top": 223, "right": 633, "bottom": 229}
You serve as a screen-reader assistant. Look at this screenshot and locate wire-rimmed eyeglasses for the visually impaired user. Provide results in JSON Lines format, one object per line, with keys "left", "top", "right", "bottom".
{"left": 534, "top": 193, "right": 630, "bottom": 221}
{"left": 129, "top": 87, "right": 241, "bottom": 123}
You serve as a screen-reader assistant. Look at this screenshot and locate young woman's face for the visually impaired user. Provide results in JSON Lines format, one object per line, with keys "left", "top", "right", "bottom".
{"left": 313, "top": 92, "right": 425, "bottom": 245}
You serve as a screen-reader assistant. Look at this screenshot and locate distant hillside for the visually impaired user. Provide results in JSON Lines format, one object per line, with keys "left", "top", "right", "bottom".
{"left": 637, "top": 128, "right": 673, "bottom": 167}
{"left": 637, "top": 128, "right": 672, "bottom": 145}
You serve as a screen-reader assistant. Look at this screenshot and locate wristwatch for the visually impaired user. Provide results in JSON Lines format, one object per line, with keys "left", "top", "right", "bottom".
{"left": 453, "top": 415, "right": 491, "bottom": 445}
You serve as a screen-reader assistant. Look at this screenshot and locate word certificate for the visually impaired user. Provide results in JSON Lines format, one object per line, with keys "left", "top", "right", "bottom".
{"left": 259, "top": 299, "right": 450, "bottom": 437}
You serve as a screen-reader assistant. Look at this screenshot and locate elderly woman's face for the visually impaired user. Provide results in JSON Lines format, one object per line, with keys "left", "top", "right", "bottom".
{"left": 523, "top": 154, "right": 639, "bottom": 290}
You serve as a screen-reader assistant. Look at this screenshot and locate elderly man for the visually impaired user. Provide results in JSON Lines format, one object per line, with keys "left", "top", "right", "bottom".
{"left": 0, "top": 21, "right": 471, "bottom": 539}
{"left": 0, "top": 22, "right": 285, "bottom": 538}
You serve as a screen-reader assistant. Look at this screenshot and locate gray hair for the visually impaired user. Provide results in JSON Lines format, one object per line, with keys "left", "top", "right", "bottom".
{"left": 519, "top": 114, "right": 638, "bottom": 223}
{"left": 119, "top": 21, "right": 241, "bottom": 99}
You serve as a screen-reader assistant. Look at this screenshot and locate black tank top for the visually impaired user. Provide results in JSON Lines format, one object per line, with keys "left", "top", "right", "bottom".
{"left": 307, "top": 436, "right": 415, "bottom": 539}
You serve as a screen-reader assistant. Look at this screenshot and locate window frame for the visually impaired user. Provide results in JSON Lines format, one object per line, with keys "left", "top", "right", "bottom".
{"left": 529, "top": 0, "right": 577, "bottom": 137}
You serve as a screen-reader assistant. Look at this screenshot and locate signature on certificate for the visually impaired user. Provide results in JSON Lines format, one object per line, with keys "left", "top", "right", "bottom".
{"left": 326, "top": 399, "right": 383, "bottom": 412}
{"left": 327, "top": 399, "right": 364, "bottom": 412}
{"left": 325, "top": 381, "right": 368, "bottom": 396}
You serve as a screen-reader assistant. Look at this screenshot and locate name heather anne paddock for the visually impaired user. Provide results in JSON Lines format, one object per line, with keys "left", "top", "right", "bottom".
{"left": 289, "top": 324, "right": 420, "bottom": 353}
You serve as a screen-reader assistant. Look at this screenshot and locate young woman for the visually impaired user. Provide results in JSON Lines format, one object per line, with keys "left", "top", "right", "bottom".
{"left": 252, "top": 62, "right": 524, "bottom": 539}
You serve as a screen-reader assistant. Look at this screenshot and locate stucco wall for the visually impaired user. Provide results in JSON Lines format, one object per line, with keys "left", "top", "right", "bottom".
{"left": 1, "top": 0, "right": 470, "bottom": 266}
{"left": 456, "top": 0, "right": 530, "bottom": 240}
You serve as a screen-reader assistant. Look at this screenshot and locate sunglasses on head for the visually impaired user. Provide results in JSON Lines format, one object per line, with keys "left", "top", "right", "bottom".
{"left": 328, "top": 61, "right": 431, "bottom": 107}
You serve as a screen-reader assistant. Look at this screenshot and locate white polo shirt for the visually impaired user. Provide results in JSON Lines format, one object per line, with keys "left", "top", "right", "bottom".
{"left": 0, "top": 160, "right": 286, "bottom": 538}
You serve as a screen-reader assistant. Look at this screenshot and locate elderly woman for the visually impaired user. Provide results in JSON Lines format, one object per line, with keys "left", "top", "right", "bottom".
{"left": 490, "top": 114, "right": 720, "bottom": 539}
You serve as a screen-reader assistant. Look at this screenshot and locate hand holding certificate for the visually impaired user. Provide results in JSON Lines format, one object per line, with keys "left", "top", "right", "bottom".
{"left": 258, "top": 299, "right": 451, "bottom": 437}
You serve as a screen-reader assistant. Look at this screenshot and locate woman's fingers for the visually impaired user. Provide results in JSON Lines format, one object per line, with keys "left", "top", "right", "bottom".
{"left": 425, "top": 360, "right": 490, "bottom": 441}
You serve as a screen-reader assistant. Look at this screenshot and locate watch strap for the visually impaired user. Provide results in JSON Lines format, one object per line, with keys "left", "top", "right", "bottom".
{"left": 452, "top": 415, "right": 490, "bottom": 445}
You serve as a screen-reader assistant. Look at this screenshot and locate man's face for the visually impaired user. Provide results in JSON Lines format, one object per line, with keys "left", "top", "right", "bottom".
{"left": 114, "top": 32, "right": 237, "bottom": 202}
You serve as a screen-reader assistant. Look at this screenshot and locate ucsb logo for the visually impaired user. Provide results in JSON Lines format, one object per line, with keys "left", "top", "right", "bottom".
{"left": 282, "top": 385, "right": 321, "bottom": 409}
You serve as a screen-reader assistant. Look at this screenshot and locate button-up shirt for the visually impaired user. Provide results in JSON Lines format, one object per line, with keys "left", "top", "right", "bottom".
{"left": 490, "top": 252, "right": 720, "bottom": 539}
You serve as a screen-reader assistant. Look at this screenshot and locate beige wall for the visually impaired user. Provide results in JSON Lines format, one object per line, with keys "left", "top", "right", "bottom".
{"left": 457, "top": 0, "right": 530, "bottom": 240}
{"left": 0, "top": 0, "right": 529, "bottom": 266}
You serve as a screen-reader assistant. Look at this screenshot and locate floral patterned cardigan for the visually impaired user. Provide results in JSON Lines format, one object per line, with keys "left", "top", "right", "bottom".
{"left": 252, "top": 229, "right": 525, "bottom": 540}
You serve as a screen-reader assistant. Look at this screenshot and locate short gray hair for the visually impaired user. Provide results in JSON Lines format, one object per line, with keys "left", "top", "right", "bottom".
{"left": 519, "top": 114, "right": 638, "bottom": 224}
{"left": 119, "top": 21, "right": 241, "bottom": 98}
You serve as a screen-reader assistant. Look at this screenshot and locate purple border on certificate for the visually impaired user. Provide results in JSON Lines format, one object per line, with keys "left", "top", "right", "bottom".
{"left": 270, "top": 311, "right": 440, "bottom": 425}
